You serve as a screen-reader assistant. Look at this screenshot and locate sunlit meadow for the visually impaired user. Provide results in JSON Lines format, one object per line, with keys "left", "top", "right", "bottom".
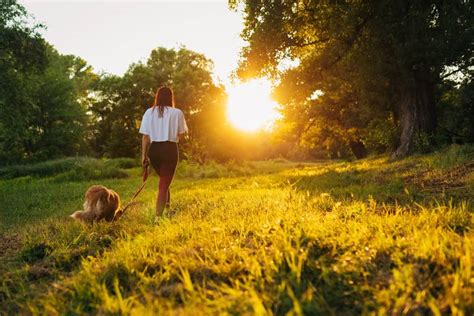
{"left": 0, "top": 145, "right": 472, "bottom": 315}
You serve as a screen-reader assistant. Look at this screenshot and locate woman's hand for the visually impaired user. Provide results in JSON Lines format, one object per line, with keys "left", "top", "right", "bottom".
{"left": 142, "top": 156, "right": 149, "bottom": 167}
{"left": 141, "top": 134, "right": 151, "bottom": 167}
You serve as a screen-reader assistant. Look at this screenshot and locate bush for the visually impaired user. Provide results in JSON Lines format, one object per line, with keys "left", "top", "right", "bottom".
{"left": 0, "top": 157, "right": 85, "bottom": 179}
{"left": 426, "top": 144, "right": 474, "bottom": 169}
{"left": 104, "top": 158, "right": 137, "bottom": 169}
{"left": 0, "top": 157, "right": 130, "bottom": 181}
{"left": 53, "top": 163, "right": 128, "bottom": 182}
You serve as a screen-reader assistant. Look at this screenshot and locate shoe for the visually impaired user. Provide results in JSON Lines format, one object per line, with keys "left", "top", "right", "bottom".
{"left": 154, "top": 215, "right": 172, "bottom": 226}
{"left": 154, "top": 215, "right": 170, "bottom": 225}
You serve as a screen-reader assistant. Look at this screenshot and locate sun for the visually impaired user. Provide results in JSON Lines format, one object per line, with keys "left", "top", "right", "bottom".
{"left": 227, "top": 79, "right": 281, "bottom": 132}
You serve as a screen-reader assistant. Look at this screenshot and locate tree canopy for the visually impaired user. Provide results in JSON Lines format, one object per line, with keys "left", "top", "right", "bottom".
{"left": 231, "top": 0, "right": 474, "bottom": 158}
{"left": 0, "top": 1, "right": 94, "bottom": 164}
{"left": 1, "top": 0, "right": 472, "bottom": 164}
{"left": 88, "top": 47, "right": 228, "bottom": 160}
{"left": 0, "top": 1, "right": 238, "bottom": 164}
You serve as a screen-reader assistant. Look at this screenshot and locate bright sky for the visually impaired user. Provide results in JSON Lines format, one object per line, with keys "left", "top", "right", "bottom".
{"left": 20, "top": 0, "right": 282, "bottom": 131}
{"left": 20, "top": 0, "right": 245, "bottom": 86}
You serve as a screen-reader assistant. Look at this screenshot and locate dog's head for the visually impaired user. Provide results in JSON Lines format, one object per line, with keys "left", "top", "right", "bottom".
{"left": 70, "top": 210, "right": 93, "bottom": 222}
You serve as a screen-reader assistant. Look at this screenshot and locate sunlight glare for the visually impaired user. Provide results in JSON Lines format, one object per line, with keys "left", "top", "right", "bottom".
{"left": 227, "top": 79, "right": 281, "bottom": 132}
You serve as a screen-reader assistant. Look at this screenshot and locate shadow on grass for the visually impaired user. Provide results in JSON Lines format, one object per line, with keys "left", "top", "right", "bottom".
{"left": 60, "top": 238, "right": 371, "bottom": 315}
{"left": 0, "top": 223, "right": 126, "bottom": 314}
{"left": 288, "top": 168, "right": 409, "bottom": 204}
{"left": 287, "top": 161, "right": 471, "bottom": 204}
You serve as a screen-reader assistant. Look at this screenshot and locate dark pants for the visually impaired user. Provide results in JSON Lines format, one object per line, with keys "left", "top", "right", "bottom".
{"left": 147, "top": 141, "right": 178, "bottom": 215}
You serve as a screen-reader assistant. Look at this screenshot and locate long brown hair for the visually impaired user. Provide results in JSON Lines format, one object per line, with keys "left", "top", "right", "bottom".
{"left": 153, "top": 86, "right": 175, "bottom": 117}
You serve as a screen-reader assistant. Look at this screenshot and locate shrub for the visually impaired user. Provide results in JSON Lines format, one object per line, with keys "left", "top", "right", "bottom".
{"left": 104, "top": 158, "right": 137, "bottom": 169}
{"left": 0, "top": 157, "right": 130, "bottom": 181}
{"left": 425, "top": 144, "right": 474, "bottom": 169}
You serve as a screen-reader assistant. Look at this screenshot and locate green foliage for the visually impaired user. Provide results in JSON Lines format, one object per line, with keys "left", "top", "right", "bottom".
{"left": 0, "top": 0, "right": 47, "bottom": 164}
{"left": 88, "top": 47, "right": 227, "bottom": 160}
{"left": 363, "top": 117, "right": 399, "bottom": 153}
{"left": 0, "top": 157, "right": 131, "bottom": 180}
{"left": 0, "top": 1, "right": 96, "bottom": 164}
{"left": 24, "top": 46, "right": 94, "bottom": 161}
{"left": 438, "top": 78, "right": 474, "bottom": 144}
{"left": 0, "top": 157, "right": 81, "bottom": 179}
{"left": 104, "top": 158, "right": 137, "bottom": 169}
{"left": 52, "top": 160, "right": 128, "bottom": 182}
{"left": 233, "top": 0, "right": 474, "bottom": 158}
{"left": 0, "top": 1, "right": 46, "bottom": 73}
{"left": 0, "top": 147, "right": 473, "bottom": 314}
{"left": 421, "top": 144, "right": 474, "bottom": 170}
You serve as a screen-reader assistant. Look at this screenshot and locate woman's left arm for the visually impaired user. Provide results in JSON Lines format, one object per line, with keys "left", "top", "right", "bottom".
{"left": 141, "top": 134, "right": 151, "bottom": 166}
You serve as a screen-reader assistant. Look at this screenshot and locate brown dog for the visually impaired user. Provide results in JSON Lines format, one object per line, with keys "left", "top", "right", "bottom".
{"left": 70, "top": 185, "right": 121, "bottom": 223}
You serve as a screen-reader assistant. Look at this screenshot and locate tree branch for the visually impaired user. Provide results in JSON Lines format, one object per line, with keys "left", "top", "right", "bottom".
{"left": 322, "top": 13, "right": 373, "bottom": 71}
{"left": 288, "top": 37, "right": 330, "bottom": 48}
{"left": 440, "top": 64, "right": 473, "bottom": 80}
{"left": 303, "top": 117, "right": 316, "bottom": 133}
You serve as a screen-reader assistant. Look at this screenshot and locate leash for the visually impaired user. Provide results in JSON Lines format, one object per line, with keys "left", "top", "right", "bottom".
{"left": 113, "top": 163, "right": 150, "bottom": 221}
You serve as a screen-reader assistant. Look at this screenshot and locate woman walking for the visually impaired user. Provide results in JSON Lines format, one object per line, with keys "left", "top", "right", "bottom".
{"left": 139, "top": 86, "right": 188, "bottom": 222}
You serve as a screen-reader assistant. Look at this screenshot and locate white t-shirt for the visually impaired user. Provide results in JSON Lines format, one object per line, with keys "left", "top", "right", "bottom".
{"left": 139, "top": 106, "right": 188, "bottom": 142}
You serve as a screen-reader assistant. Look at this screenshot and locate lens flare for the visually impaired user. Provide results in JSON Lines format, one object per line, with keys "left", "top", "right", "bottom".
{"left": 227, "top": 79, "right": 281, "bottom": 132}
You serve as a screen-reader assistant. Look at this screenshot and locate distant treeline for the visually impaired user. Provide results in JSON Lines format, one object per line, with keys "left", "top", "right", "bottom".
{"left": 1, "top": 1, "right": 473, "bottom": 165}
{"left": 0, "top": 1, "right": 272, "bottom": 165}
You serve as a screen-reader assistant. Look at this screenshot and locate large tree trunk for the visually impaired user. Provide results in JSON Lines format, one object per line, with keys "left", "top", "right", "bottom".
{"left": 391, "top": 69, "right": 437, "bottom": 159}
{"left": 349, "top": 139, "right": 367, "bottom": 159}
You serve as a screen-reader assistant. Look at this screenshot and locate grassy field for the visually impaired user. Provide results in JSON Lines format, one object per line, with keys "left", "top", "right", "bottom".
{"left": 0, "top": 145, "right": 473, "bottom": 315}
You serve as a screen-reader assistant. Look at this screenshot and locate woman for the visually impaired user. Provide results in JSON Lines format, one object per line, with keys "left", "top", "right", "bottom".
{"left": 139, "top": 86, "right": 188, "bottom": 222}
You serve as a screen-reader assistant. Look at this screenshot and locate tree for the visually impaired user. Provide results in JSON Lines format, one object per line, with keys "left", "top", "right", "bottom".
{"left": 88, "top": 47, "right": 227, "bottom": 159}
{"left": 0, "top": 1, "right": 94, "bottom": 163}
{"left": 26, "top": 45, "right": 95, "bottom": 161}
{"left": 231, "top": 0, "right": 474, "bottom": 158}
{"left": 0, "top": 0, "right": 47, "bottom": 163}
{"left": 438, "top": 76, "right": 474, "bottom": 144}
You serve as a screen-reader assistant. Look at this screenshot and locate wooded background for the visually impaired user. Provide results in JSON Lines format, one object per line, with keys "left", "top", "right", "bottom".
{"left": 1, "top": 0, "right": 473, "bottom": 165}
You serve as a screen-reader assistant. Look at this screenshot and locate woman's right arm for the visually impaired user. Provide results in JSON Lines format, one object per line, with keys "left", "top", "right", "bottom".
{"left": 142, "top": 134, "right": 151, "bottom": 166}
{"left": 139, "top": 110, "right": 151, "bottom": 166}
{"left": 177, "top": 110, "right": 188, "bottom": 142}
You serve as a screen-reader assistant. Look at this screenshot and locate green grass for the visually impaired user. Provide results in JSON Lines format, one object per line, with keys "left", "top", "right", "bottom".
{"left": 0, "top": 157, "right": 136, "bottom": 180}
{"left": 0, "top": 146, "right": 473, "bottom": 315}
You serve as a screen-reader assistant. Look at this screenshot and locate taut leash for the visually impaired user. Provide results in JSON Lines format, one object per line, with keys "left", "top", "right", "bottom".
{"left": 113, "top": 163, "right": 150, "bottom": 221}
